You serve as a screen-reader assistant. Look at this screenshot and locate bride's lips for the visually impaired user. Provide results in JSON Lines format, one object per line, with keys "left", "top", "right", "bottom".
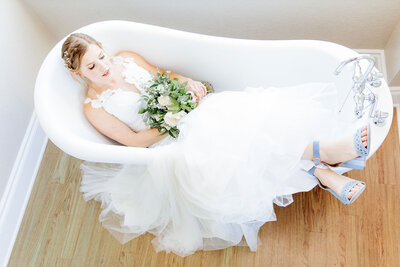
{"left": 103, "top": 69, "right": 110, "bottom": 77}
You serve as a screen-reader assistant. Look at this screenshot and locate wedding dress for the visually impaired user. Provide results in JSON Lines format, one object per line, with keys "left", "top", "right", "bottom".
{"left": 80, "top": 56, "right": 344, "bottom": 257}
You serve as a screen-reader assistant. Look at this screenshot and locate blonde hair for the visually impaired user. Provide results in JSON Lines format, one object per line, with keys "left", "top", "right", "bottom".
{"left": 61, "top": 33, "right": 103, "bottom": 88}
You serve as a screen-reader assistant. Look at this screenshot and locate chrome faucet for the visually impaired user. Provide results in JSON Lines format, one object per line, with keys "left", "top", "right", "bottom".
{"left": 334, "top": 55, "right": 376, "bottom": 91}
{"left": 334, "top": 54, "right": 388, "bottom": 126}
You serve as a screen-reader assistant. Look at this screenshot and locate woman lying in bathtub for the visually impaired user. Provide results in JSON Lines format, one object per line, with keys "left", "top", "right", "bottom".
{"left": 62, "top": 33, "right": 369, "bottom": 256}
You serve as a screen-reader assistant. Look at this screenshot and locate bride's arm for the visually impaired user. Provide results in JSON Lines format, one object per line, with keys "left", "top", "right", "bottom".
{"left": 115, "top": 51, "right": 190, "bottom": 83}
{"left": 84, "top": 104, "right": 167, "bottom": 148}
{"left": 132, "top": 128, "right": 168, "bottom": 148}
{"left": 115, "top": 50, "right": 206, "bottom": 103}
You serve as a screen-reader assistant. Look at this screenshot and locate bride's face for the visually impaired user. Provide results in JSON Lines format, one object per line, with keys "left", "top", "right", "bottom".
{"left": 76, "top": 44, "right": 113, "bottom": 86}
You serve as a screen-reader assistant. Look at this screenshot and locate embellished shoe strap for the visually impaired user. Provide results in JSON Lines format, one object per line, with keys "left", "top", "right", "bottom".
{"left": 340, "top": 180, "right": 365, "bottom": 204}
{"left": 354, "top": 125, "right": 369, "bottom": 157}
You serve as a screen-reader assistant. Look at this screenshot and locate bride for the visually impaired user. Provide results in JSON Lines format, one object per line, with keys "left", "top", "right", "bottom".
{"left": 62, "top": 33, "right": 369, "bottom": 257}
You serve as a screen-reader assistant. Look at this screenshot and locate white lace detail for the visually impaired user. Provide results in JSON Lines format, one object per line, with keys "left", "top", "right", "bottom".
{"left": 82, "top": 56, "right": 175, "bottom": 145}
{"left": 84, "top": 56, "right": 154, "bottom": 108}
{"left": 111, "top": 55, "right": 125, "bottom": 65}
{"left": 112, "top": 56, "right": 154, "bottom": 92}
{"left": 84, "top": 88, "right": 123, "bottom": 109}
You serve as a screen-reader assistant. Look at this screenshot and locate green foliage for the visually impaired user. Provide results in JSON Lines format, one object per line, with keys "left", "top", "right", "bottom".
{"left": 138, "top": 69, "right": 199, "bottom": 138}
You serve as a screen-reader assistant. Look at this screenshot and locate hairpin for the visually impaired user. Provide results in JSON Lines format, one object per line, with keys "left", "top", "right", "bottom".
{"left": 63, "top": 50, "right": 72, "bottom": 70}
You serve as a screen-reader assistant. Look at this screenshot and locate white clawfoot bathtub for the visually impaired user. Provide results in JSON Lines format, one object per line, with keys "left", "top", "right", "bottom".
{"left": 34, "top": 20, "right": 393, "bottom": 165}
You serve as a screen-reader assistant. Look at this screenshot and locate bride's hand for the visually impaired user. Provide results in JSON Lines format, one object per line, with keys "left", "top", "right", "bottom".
{"left": 185, "top": 78, "right": 207, "bottom": 101}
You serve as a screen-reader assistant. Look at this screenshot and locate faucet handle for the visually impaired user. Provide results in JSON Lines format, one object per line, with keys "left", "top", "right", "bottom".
{"left": 373, "top": 110, "right": 389, "bottom": 126}
{"left": 367, "top": 70, "right": 384, "bottom": 80}
{"left": 367, "top": 70, "right": 384, "bottom": 87}
{"left": 374, "top": 71, "right": 384, "bottom": 78}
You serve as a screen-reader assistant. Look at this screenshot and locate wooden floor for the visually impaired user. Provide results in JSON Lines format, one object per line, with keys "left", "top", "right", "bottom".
{"left": 9, "top": 108, "right": 400, "bottom": 267}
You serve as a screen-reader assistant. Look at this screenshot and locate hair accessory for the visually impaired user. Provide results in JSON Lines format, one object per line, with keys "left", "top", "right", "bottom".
{"left": 63, "top": 50, "right": 72, "bottom": 70}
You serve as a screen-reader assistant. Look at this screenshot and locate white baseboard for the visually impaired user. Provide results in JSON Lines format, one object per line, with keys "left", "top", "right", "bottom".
{"left": 0, "top": 111, "right": 48, "bottom": 267}
{"left": 390, "top": 86, "right": 400, "bottom": 94}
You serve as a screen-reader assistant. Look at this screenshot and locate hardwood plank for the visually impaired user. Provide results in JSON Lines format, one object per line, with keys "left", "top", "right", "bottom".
{"left": 8, "top": 108, "right": 400, "bottom": 266}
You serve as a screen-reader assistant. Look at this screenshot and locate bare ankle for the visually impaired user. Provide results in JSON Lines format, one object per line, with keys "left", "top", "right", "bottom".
{"left": 313, "top": 167, "right": 331, "bottom": 187}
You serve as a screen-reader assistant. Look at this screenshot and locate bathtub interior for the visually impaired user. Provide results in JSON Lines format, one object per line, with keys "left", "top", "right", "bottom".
{"left": 34, "top": 20, "right": 392, "bottom": 163}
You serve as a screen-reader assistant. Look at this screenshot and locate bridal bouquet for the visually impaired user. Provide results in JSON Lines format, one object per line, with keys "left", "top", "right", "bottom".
{"left": 138, "top": 69, "right": 214, "bottom": 138}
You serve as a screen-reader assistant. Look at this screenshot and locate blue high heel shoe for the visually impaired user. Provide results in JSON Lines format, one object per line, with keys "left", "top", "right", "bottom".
{"left": 335, "top": 123, "right": 371, "bottom": 170}
{"left": 305, "top": 141, "right": 367, "bottom": 205}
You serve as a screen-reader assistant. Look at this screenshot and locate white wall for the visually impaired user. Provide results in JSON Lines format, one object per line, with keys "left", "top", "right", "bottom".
{"left": 385, "top": 19, "right": 400, "bottom": 86}
{"left": 0, "top": 0, "right": 56, "bottom": 200}
{"left": 22, "top": 0, "right": 400, "bottom": 49}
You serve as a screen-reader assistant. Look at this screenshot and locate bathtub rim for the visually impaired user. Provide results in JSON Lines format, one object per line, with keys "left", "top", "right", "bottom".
{"left": 34, "top": 19, "right": 393, "bottom": 165}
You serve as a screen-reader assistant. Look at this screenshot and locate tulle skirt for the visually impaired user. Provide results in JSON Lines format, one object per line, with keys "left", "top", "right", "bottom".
{"left": 80, "top": 82, "right": 350, "bottom": 257}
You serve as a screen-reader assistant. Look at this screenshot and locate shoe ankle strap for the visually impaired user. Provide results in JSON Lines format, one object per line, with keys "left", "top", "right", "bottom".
{"left": 312, "top": 141, "right": 321, "bottom": 164}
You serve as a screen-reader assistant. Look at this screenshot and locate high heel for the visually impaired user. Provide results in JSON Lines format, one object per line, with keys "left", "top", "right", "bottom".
{"left": 302, "top": 141, "right": 367, "bottom": 205}
{"left": 336, "top": 123, "right": 371, "bottom": 170}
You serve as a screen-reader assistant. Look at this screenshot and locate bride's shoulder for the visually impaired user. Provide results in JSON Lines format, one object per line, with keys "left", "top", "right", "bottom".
{"left": 111, "top": 55, "right": 132, "bottom": 65}
{"left": 113, "top": 51, "right": 140, "bottom": 63}
{"left": 113, "top": 51, "right": 154, "bottom": 68}
{"left": 113, "top": 51, "right": 157, "bottom": 77}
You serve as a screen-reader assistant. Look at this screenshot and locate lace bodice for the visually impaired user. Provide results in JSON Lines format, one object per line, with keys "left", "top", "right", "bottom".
{"left": 84, "top": 56, "right": 154, "bottom": 132}
{"left": 84, "top": 56, "right": 174, "bottom": 147}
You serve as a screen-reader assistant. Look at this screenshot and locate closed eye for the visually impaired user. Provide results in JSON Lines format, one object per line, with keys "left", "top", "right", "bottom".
{"left": 88, "top": 54, "right": 106, "bottom": 70}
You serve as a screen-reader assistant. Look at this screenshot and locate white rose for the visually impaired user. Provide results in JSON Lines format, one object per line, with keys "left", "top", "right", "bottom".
{"left": 158, "top": 95, "right": 173, "bottom": 106}
{"left": 164, "top": 110, "right": 187, "bottom": 127}
{"left": 153, "top": 114, "right": 162, "bottom": 121}
{"left": 156, "top": 84, "right": 166, "bottom": 92}
{"left": 189, "top": 91, "right": 197, "bottom": 102}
